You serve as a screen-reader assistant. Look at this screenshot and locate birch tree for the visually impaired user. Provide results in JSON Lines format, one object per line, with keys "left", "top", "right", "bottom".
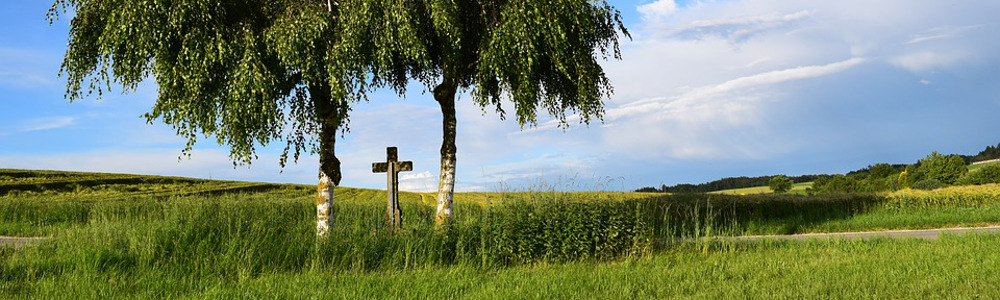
{"left": 332, "top": 0, "right": 629, "bottom": 226}
{"left": 49, "top": 0, "right": 412, "bottom": 237}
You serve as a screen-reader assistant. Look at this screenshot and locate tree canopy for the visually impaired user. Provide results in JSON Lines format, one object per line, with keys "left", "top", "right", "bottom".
{"left": 768, "top": 175, "right": 793, "bottom": 193}
{"left": 51, "top": 0, "right": 629, "bottom": 229}
{"left": 49, "top": 0, "right": 362, "bottom": 170}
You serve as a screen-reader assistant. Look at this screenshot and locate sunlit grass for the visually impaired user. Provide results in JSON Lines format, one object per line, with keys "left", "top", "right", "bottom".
{"left": 4, "top": 169, "right": 1000, "bottom": 298}
{"left": 709, "top": 182, "right": 813, "bottom": 195}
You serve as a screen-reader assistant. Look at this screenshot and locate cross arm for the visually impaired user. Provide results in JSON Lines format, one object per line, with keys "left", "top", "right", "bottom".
{"left": 373, "top": 161, "right": 413, "bottom": 173}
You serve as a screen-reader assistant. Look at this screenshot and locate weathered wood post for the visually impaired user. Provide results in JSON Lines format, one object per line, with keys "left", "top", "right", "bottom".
{"left": 373, "top": 147, "right": 413, "bottom": 229}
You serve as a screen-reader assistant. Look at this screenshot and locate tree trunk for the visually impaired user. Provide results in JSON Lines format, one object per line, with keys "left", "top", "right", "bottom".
{"left": 433, "top": 81, "right": 457, "bottom": 227}
{"left": 316, "top": 132, "right": 340, "bottom": 237}
{"left": 312, "top": 82, "right": 344, "bottom": 238}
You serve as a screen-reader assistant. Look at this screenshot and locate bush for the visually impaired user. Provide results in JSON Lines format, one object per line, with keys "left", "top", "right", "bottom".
{"left": 811, "top": 175, "right": 858, "bottom": 193}
{"left": 911, "top": 179, "right": 943, "bottom": 190}
{"left": 959, "top": 164, "right": 1000, "bottom": 185}
{"left": 911, "top": 152, "right": 968, "bottom": 184}
{"left": 769, "top": 175, "right": 793, "bottom": 193}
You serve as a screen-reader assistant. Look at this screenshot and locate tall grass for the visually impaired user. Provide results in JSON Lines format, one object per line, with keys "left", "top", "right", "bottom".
{"left": 3, "top": 179, "right": 1000, "bottom": 298}
{"left": 886, "top": 184, "right": 1000, "bottom": 208}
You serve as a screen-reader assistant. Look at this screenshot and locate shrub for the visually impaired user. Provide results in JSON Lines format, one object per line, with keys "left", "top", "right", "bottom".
{"left": 811, "top": 175, "right": 858, "bottom": 193}
{"left": 959, "top": 164, "right": 1000, "bottom": 185}
{"left": 911, "top": 152, "right": 967, "bottom": 184}
{"left": 911, "top": 179, "right": 943, "bottom": 190}
{"left": 769, "top": 175, "right": 793, "bottom": 193}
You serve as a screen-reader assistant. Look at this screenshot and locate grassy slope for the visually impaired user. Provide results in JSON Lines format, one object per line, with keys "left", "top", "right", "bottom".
{"left": 7, "top": 235, "right": 999, "bottom": 299}
{"left": 968, "top": 160, "right": 1000, "bottom": 171}
{"left": 212, "top": 235, "right": 1000, "bottom": 299}
{"left": 4, "top": 169, "right": 1000, "bottom": 298}
{"left": 710, "top": 182, "right": 813, "bottom": 195}
{"left": 4, "top": 169, "right": 1000, "bottom": 237}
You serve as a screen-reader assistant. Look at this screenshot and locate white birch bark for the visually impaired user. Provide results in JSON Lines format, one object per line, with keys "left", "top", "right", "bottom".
{"left": 317, "top": 170, "right": 334, "bottom": 237}
{"left": 436, "top": 152, "right": 455, "bottom": 226}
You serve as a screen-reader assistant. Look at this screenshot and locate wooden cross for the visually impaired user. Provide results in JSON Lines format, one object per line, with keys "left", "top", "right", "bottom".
{"left": 372, "top": 147, "right": 413, "bottom": 229}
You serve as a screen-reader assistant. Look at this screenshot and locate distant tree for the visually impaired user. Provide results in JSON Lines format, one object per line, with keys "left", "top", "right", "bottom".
{"left": 769, "top": 175, "right": 793, "bottom": 193}
{"left": 867, "top": 163, "right": 898, "bottom": 179}
{"left": 635, "top": 186, "right": 659, "bottom": 193}
{"left": 660, "top": 174, "right": 829, "bottom": 193}
{"left": 913, "top": 152, "right": 967, "bottom": 184}
{"left": 963, "top": 142, "right": 1000, "bottom": 163}
{"left": 812, "top": 174, "right": 859, "bottom": 193}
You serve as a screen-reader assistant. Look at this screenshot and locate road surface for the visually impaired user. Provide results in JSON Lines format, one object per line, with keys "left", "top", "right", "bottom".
{"left": 731, "top": 225, "right": 1000, "bottom": 241}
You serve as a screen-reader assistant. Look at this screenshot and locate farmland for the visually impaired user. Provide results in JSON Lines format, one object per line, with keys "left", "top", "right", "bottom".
{"left": 968, "top": 159, "right": 1000, "bottom": 171}
{"left": 710, "top": 182, "right": 813, "bottom": 195}
{"left": 2, "top": 169, "right": 1000, "bottom": 298}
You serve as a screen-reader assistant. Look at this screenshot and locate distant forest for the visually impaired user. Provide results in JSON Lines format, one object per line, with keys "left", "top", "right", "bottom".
{"left": 637, "top": 142, "right": 1000, "bottom": 193}
{"left": 636, "top": 175, "right": 829, "bottom": 193}
{"left": 963, "top": 143, "right": 1000, "bottom": 163}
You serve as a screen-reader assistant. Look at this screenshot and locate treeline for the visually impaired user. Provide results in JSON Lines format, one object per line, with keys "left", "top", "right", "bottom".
{"left": 636, "top": 142, "right": 1000, "bottom": 194}
{"left": 811, "top": 152, "right": 976, "bottom": 193}
{"left": 963, "top": 143, "right": 1000, "bottom": 164}
{"left": 637, "top": 174, "right": 828, "bottom": 193}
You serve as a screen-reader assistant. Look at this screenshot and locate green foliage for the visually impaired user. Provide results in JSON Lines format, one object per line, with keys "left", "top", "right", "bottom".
{"left": 768, "top": 175, "right": 793, "bottom": 193}
{"left": 910, "top": 151, "right": 968, "bottom": 184}
{"left": 866, "top": 163, "right": 898, "bottom": 179}
{"left": 50, "top": 0, "right": 330, "bottom": 165}
{"left": 811, "top": 175, "right": 858, "bottom": 193}
{"left": 959, "top": 164, "right": 1000, "bottom": 185}
{"left": 911, "top": 179, "right": 943, "bottom": 190}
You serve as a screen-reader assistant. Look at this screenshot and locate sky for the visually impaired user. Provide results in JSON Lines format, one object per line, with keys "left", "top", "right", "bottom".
{"left": 1, "top": 0, "right": 999, "bottom": 192}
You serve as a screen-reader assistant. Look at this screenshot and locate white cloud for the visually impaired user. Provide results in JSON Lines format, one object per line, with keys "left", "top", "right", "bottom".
{"left": 533, "top": 57, "right": 865, "bottom": 136}
{"left": 906, "top": 25, "right": 982, "bottom": 45}
{"left": 658, "top": 10, "right": 814, "bottom": 43}
{"left": 638, "top": 0, "right": 678, "bottom": 21}
{"left": 399, "top": 171, "right": 436, "bottom": 192}
{"left": 20, "top": 116, "right": 77, "bottom": 132}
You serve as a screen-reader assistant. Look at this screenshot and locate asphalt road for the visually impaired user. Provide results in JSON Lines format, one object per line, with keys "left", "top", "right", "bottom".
{"left": 731, "top": 225, "right": 1000, "bottom": 241}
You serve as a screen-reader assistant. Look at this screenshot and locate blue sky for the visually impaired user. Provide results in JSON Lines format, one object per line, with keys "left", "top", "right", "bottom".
{"left": 1, "top": 0, "right": 999, "bottom": 192}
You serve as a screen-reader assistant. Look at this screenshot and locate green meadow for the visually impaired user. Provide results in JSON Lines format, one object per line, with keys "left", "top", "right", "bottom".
{"left": 2, "top": 169, "right": 1000, "bottom": 298}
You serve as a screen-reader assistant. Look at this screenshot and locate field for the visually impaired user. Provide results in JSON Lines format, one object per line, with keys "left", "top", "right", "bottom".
{"left": 3, "top": 169, "right": 1000, "bottom": 298}
{"left": 710, "top": 182, "right": 813, "bottom": 195}
{"left": 968, "top": 159, "right": 1000, "bottom": 171}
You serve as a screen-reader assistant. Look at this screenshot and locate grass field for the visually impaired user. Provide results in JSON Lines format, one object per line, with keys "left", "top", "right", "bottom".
{"left": 709, "top": 182, "right": 813, "bottom": 195}
{"left": 968, "top": 159, "right": 1000, "bottom": 171}
{"left": 2, "top": 169, "right": 1000, "bottom": 298}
